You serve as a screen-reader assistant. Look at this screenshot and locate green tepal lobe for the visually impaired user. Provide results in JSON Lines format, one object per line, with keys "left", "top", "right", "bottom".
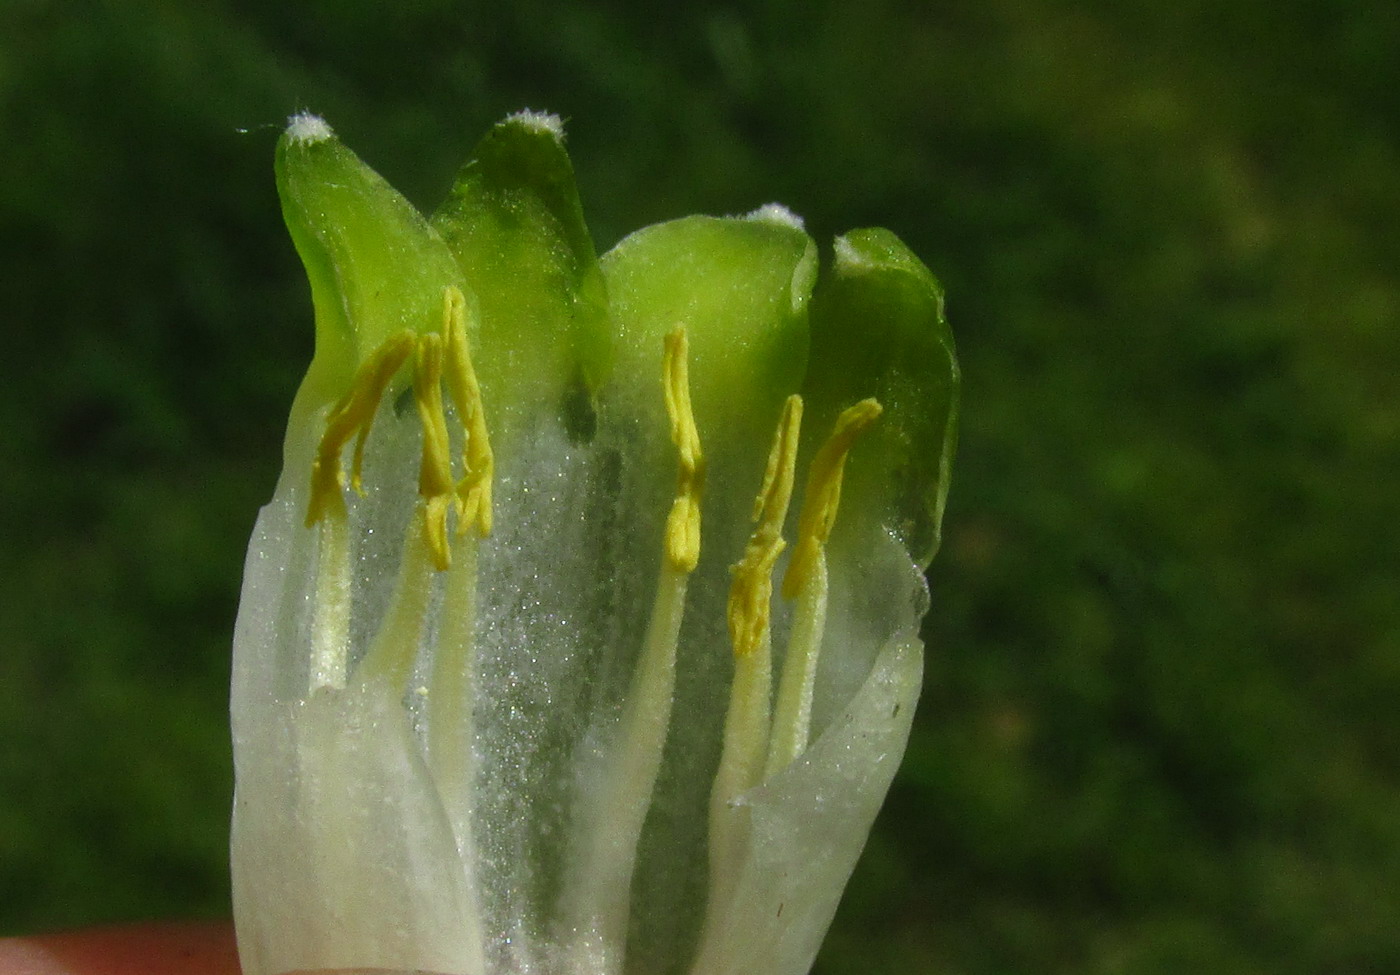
{"left": 601, "top": 210, "right": 816, "bottom": 466}
{"left": 803, "top": 227, "right": 960, "bottom": 568}
{"left": 431, "top": 112, "right": 612, "bottom": 440}
{"left": 275, "top": 115, "right": 470, "bottom": 424}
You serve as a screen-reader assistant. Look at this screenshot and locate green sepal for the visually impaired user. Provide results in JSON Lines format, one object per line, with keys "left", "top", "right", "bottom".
{"left": 431, "top": 113, "right": 611, "bottom": 437}
{"left": 803, "top": 228, "right": 960, "bottom": 568}
{"left": 601, "top": 211, "right": 815, "bottom": 455}
{"left": 275, "top": 117, "right": 470, "bottom": 422}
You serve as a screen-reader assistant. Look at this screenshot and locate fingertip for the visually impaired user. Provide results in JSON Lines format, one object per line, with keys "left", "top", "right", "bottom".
{"left": 0, "top": 922, "right": 239, "bottom": 975}
{"left": 0, "top": 936, "right": 60, "bottom": 975}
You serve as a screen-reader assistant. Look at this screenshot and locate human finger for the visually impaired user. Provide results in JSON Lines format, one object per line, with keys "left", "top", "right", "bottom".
{"left": 0, "top": 921, "right": 239, "bottom": 975}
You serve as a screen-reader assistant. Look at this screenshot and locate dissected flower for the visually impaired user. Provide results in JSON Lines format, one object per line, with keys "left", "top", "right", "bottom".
{"left": 229, "top": 110, "right": 958, "bottom": 975}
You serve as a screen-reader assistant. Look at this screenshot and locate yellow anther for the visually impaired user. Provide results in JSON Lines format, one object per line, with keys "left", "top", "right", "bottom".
{"left": 415, "top": 333, "right": 456, "bottom": 571}
{"left": 306, "top": 331, "right": 416, "bottom": 527}
{"left": 441, "top": 286, "right": 494, "bottom": 539}
{"left": 663, "top": 328, "right": 705, "bottom": 573}
{"left": 726, "top": 394, "right": 803, "bottom": 658}
{"left": 781, "top": 398, "right": 883, "bottom": 598}
{"left": 750, "top": 395, "right": 804, "bottom": 531}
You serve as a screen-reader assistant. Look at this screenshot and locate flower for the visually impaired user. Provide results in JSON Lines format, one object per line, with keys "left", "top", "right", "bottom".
{"left": 229, "top": 110, "right": 959, "bottom": 975}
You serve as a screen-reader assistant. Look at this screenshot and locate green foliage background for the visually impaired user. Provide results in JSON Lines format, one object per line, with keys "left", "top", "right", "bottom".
{"left": 2, "top": 1, "right": 1398, "bottom": 972}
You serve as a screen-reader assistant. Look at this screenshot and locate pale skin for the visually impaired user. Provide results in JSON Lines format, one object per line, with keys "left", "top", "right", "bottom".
{"left": 0, "top": 924, "right": 453, "bottom": 975}
{"left": 0, "top": 922, "right": 241, "bottom": 975}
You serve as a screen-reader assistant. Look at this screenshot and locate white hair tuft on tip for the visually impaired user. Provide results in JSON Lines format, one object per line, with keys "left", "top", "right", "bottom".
{"left": 285, "top": 112, "right": 334, "bottom": 145}
{"left": 743, "top": 202, "right": 805, "bottom": 231}
{"left": 833, "top": 233, "right": 872, "bottom": 273}
{"left": 505, "top": 109, "right": 565, "bottom": 141}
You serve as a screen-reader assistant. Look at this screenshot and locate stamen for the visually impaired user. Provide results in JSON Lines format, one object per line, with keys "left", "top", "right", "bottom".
{"left": 767, "top": 398, "right": 882, "bottom": 774}
{"left": 441, "top": 286, "right": 494, "bottom": 538}
{"left": 662, "top": 327, "right": 704, "bottom": 573}
{"left": 560, "top": 331, "right": 703, "bottom": 975}
{"left": 303, "top": 331, "right": 415, "bottom": 693}
{"left": 726, "top": 394, "right": 803, "bottom": 659}
{"left": 706, "top": 394, "right": 803, "bottom": 921}
{"left": 354, "top": 333, "right": 474, "bottom": 688}
{"left": 781, "top": 398, "right": 882, "bottom": 598}
{"left": 353, "top": 321, "right": 481, "bottom": 687}
{"left": 426, "top": 287, "right": 493, "bottom": 970}
{"left": 305, "top": 331, "right": 416, "bottom": 527}
{"left": 414, "top": 334, "right": 457, "bottom": 571}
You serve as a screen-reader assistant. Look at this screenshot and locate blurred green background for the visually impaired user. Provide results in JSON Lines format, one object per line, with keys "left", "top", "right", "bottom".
{"left": 2, "top": 0, "right": 1398, "bottom": 972}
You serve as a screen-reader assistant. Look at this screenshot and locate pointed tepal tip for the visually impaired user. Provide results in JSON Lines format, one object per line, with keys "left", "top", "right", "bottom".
{"left": 504, "top": 109, "right": 565, "bottom": 142}
{"left": 285, "top": 112, "right": 334, "bottom": 145}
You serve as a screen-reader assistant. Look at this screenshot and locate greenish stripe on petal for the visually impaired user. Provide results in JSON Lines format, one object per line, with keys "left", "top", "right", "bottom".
{"left": 803, "top": 227, "right": 960, "bottom": 569}
{"left": 431, "top": 112, "right": 612, "bottom": 441}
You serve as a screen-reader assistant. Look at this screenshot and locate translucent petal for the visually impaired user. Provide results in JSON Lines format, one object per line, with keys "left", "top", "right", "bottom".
{"left": 803, "top": 228, "right": 960, "bottom": 569}
{"left": 230, "top": 484, "right": 474, "bottom": 975}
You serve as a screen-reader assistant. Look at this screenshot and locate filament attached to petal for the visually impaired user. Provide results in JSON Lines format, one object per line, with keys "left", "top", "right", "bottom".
{"left": 707, "top": 394, "right": 803, "bottom": 914}
{"left": 304, "top": 331, "right": 415, "bottom": 691}
{"left": 427, "top": 531, "right": 489, "bottom": 975}
{"left": 307, "top": 513, "right": 351, "bottom": 692}
{"left": 302, "top": 286, "right": 498, "bottom": 695}
{"left": 563, "top": 328, "right": 703, "bottom": 975}
{"left": 767, "top": 398, "right": 882, "bottom": 775}
{"left": 426, "top": 288, "right": 494, "bottom": 973}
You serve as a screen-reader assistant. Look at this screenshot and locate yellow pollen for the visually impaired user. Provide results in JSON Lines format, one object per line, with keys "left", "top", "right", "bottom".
{"left": 781, "top": 398, "right": 882, "bottom": 598}
{"left": 305, "top": 330, "right": 416, "bottom": 527}
{"left": 441, "top": 286, "right": 494, "bottom": 539}
{"left": 726, "top": 394, "right": 803, "bottom": 658}
{"left": 662, "top": 327, "right": 705, "bottom": 573}
{"left": 304, "top": 288, "right": 495, "bottom": 571}
{"left": 415, "top": 333, "right": 458, "bottom": 572}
